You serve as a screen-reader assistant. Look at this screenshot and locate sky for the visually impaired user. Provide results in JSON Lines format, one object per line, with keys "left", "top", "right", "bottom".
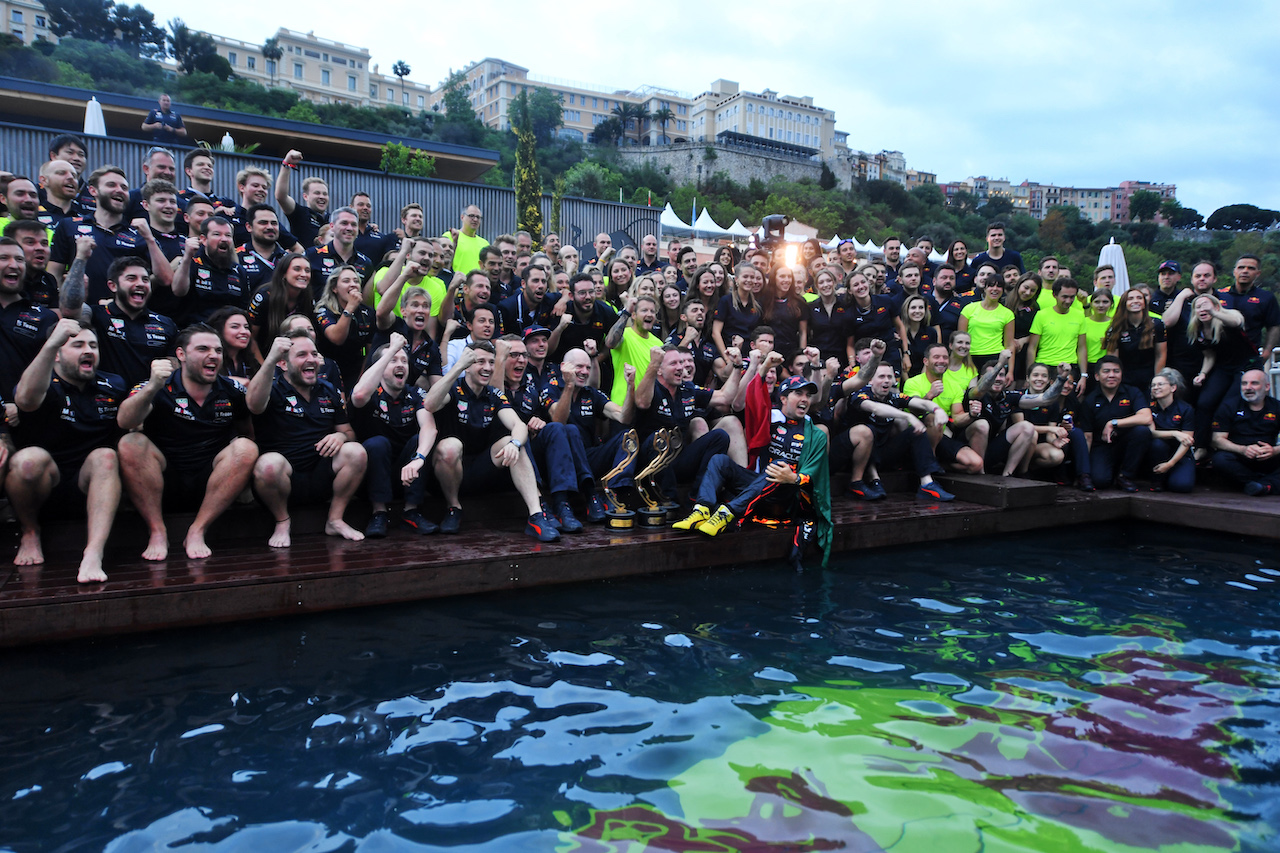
{"left": 140, "top": 0, "right": 1280, "bottom": 217}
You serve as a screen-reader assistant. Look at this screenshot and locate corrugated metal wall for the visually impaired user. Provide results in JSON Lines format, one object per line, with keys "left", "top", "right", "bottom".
{"left": 3, "top": 123, "right": 660, "bottom": 249}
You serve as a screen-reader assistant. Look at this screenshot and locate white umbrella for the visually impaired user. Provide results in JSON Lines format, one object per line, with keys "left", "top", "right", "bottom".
{"left": 1098, "top": 238, "right": 1130, "bottom": 298}
{"left": 83, "top": 97, "right": 106, "bottom": 136}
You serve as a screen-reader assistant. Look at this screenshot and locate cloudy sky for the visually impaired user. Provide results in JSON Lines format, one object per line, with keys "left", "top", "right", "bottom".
{"left": 144, "top": 0, "right": 1280, "bottom": 217}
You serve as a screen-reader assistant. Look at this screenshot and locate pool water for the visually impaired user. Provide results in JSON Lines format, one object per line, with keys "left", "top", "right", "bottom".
{"left": 1, "top": 523, "right": 1277, "bottom": 852}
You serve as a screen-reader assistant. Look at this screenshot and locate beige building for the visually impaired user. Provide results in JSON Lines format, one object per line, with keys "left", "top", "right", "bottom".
{"left": 206, "top": 27, "right": 432, "bottom": 111}
{"left": 0, "top": 0, "right": 53, "bottom": 44}
{"left": 428, "top": 59, "right": 838, "bottom": 157}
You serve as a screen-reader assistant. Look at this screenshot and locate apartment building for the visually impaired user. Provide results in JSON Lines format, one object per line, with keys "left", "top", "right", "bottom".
{"left": 428, "top": 59, "right": 838, "bottom": 157}
{"left": 0, "top": 0, "right": 52, "bottom": 45}
{"left": 207, "top": 28, "right": 432, "bottom": 111}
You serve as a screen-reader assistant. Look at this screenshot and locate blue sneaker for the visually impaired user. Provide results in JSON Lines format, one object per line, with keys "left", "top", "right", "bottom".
{"left": 864, "top": 479, "right": 887, "bottom": 500}
{"left": 917, "top": 481, "right": 955, "bottom": 502}
{"left": 526, "top": 512, "right": 561, "bottom": 542}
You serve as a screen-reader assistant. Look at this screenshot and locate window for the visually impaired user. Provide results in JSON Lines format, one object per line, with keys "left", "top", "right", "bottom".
{"left": 266, "top": 59, "right": 276, "bottom": 78}
{"left": 348, "top": 75, "right": 356, "bottom": 91}
{"left": 293, "top": 62, "right": 303, "bottom": 79}
{"left": 678, "top": 104, "right": 686, "bottom": 115}
{"left": 35, "top": 14, "right": 45, "bottom": 26}
{"left": 323, "top": 53, "right": 329, "bottom": 61}
{"left": 321, "top": 70, "right": 330, "bottom": 86}
{"left": 417, "top": 95, "right": 424, "bottom": 107}
{"left": 11, "top": 27, "right": 22, "bottom": 38}
{"left": 592, "top": 97, "right": 597, "bottom": 108}
{"left": 746, "top": 103, "right": 753, "bottom": 113}
{"left": 333, "top": 57, "right": 346, "bottom": 66}
{"left": 247, "top": 56, "right": 256, "bottom": 70}
{"left": 370, "top": 83, "right": 378, "bottom": 97}
{"left": 10, "top": 10, "right": 22, "bottom": 22}
{"left": 768, "top": 127, "right": 774, "bottom": 138}
{"left": 387, "top": 87, "right": 394, "bottom": 101}
{"left": 228, "top": 51, "right": 237, "bottom": 65}
{"left": 568, "top": 93, "right": 575, "bottom": 104}
{"left": 303, "top": 49, "right": 320, "bottom": 58}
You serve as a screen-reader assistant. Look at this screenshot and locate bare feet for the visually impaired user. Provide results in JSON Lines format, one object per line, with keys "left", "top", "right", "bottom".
{"left": 268, "top": 517, "right": 291, "bottom": 549}
{"left": 142, "top": 530, "right": 168, "bottom": 561}
{"left": 184, "top": 528, "right": 212, "bottom": 559}
{"left": 78, "top": 553, "right": 107, "bottom": 583}
{"left": 325, "top": 519, "right": 364, "bottom": 541}
{"left": 14, "top": 529, "right": 43, "bottom": 566}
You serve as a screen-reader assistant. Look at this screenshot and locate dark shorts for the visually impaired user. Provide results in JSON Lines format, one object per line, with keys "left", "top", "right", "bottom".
{"left": 46, "top": 463, "right": 88, "bottom": 519}
{"left": 458, "top": 451, "right": 513, "bottom": 496}
{"left": 935, "top": 434, "right": 968, "bottom": 465}
{"left": 287, "top": 457, "right": 337, "bottom": 506}
{"left": 163, "top": 461, "right": 215, "bottom": 510}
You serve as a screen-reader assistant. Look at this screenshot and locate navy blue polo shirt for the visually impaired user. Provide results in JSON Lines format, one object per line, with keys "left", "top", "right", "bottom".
{"left": 0, "top": 298, "right": 57, "bottom": 398}
{"left": 90, "top": 302, "right": 177, "bottom": 388}
{"left": 179, "top": 250, "right": 249, "bottom": 326}
{"left": 1076, "top": 384, "right": 1149, "bottom": 440}
{"left": 637, "top": 380, "right": 713, "bottom": 439}
{"left": 434, "top": 378, "right": 512, "bottom": 455}
{"left": 253, "top": 374, "right": 347, "bottom": 469}
{"left": 305, "top": 242, "right": 372, "bottom": 299}
{"left": 135, "top": 371, "right": 249, "bottom": 473}
{"left": 350, "top": 383, "right": 425, "bottom": 447}
{"left": 16, "top": 370, "right": 126, "bottom": 470}
{"left": 50, "top": 216, "right": 150, "bottom": 304}
{"left": 540, "top": 376, "right": 612, "bottom": 447}
{"left": 1212, "top": 396, "right": 1280, "bottom": 445}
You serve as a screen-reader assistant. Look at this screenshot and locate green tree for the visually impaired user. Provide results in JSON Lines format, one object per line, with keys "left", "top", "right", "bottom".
{"left": 43, "top": 0, "right": 114, "bottom": 42}
{"left": 589, "top": 116, "right": 623, "bottom": 146}
{"left": 527, "top": 87, "right": 564, "bottom": 146}
{"left": 511, "top": 93, "right": 543, "bottom": 240}
{"left": 1206, "top": 204, "right": 1279, "bottom": 232}
{"left": 819, "top": 163, "right": 836, "bottom": 190}
{"left": 435, "top": 69, "right": 486, "bottom": 147}
{"left": 284, "top": 100, "right": 319, "bottom": 123}
{"left": 380, "top": 142, "right": 435, "bottom": 177}
{"left": 107, "top": 3, "right": 166, "bottom": 59}
{"left": 50, "top": 37, "right": 164, "bottom": 92}
{"left": 0, "top": 34, "right": 60, "bottom": 81}
{"left": 651, "top": 107, "right": 674, "bottom": 144}
{"left": 168, "top": 18, "right": 224, "bottom": 76}
{"left": 391, "top": 60, "right": 410, "bottom": 107}
{"left": 564, "top": 160, "right": 623, "bottom": 200}
{"left": 1128, "top": 189, "right": 1161, "bottom": 223}
{"left": 261, "top": 36, "right": 282, "bottom": 86}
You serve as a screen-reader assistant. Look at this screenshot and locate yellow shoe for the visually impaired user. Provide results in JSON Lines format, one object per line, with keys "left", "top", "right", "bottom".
{"left": 697, "top": 506, "right": 735, "bottom": 537}
{"left": 673, "top": 504, "right": 712, "bottom": 531}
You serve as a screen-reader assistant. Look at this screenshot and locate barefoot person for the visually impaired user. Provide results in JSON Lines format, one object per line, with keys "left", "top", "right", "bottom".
{"left": 116, "top": 325, "right": 259, "bottom": 559}
{"left": 247, "top": 329, "right": 367, "bottom": 546}
{"left": 7, "top": 318, "right": 124, "bottom": 582}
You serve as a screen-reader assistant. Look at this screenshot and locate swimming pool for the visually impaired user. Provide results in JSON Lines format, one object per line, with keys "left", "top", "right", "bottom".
{"left": 1, "top": 523, "right": 1277, "bottom": 852}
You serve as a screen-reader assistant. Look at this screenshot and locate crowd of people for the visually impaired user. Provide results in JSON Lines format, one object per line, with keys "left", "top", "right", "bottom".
{"left": 0, "top": 126, "right": 1277, "bottom": 584}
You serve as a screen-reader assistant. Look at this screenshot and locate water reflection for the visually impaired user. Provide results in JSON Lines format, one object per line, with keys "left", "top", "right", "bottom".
{"left": 0, "top": 525, "right": 1277, "bottom": 852}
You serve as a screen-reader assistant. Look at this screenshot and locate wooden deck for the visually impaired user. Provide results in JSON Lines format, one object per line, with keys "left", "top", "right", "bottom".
{"left": 1, "top": 476, "right": 1277, "bottom": 647}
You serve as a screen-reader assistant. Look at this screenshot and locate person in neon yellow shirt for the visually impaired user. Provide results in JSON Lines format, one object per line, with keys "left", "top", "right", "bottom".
{"left": 444, "top": 205, "right": 488, "bottom": 275}
{"left": 1026, "top": 277, "right": 1088, "bottom": 395}
{"left": 958, "top": 273, "right": 1014, "bottom": 363}
{"left": 902, "top": 340, "right": 986, "bottom": 474}
{"left": 1081, "top": 289, "right": 1112, "bottom": 366}
{"left": 373, "top": 237, "right": 442, "bottom": 314}
{"left": 606, "top": 293, "right": 661, "bottom": 406}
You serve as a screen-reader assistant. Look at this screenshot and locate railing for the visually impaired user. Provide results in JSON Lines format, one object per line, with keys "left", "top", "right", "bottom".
{"left": 0, "top": 123, "right": 660, "bottom": 250}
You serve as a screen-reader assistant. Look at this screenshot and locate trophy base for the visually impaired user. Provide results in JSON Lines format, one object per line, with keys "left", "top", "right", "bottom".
{"left": 662, "top": 504, "right": 682, "bottom": 523}
{"left": 605, "top": 510, "right": 636, "bottom": 530}
{"left": 637, "top": 508, "right": 668, "bottom": 529}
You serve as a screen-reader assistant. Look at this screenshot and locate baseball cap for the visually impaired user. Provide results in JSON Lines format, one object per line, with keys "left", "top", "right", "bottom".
{"left": 779, "top": 375, "right": 818, "bottom": 395}
{"left": 521, "top": 324, "right": 551, "bottom": 340}
{"left": 1158, "top": 260, "right": 1181, "bottom": 274}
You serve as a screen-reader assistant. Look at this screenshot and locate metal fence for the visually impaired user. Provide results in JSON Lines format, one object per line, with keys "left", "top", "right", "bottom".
{"left": 0, "top": 122, "right": 660, "bottom": 250}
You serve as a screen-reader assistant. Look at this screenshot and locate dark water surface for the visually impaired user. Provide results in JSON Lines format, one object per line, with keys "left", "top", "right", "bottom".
{"left": 1, "top": 523, "right": 1278, "bottom": 852}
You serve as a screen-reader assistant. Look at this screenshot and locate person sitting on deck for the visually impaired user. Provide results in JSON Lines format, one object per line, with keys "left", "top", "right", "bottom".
{"left": 837, "top": 361, "right": 956, "bottom": 502}
{"left": 247, "top": 329, "right": 368, "bottom": 547}
{"left": 422, "top": 340, "right": 559, "bottom": 541}
{"left": 675, "top": 355, "right": 832, "bottom": 569}
{"left": 1210, "top": 369, "right": 1280, "bottom": 496}
{"left": 349, "top": 332, "right": 438, "bottom": 537}
{"left": 1076, "top": 355, "right": 1153, "bottom": 492}
{"left": 8, "top": 318, "right": 125, "bottom": 582}
{"left": 115, "top": 324, "right": 259, "bottom": 560}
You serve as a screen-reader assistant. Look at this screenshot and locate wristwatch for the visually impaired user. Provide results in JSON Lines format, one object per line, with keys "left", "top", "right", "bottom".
{"left": 412, "top": 452, "right": 427, "bottom": 462}
{"left": 509, "top": 438, "right": 523, "bottom": 449}
{"left": 1110, "top": 419, "right": 1119, "bottom": 428}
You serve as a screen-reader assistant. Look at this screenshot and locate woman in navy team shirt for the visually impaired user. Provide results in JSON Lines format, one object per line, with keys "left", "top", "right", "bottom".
{"left": 712, "top": 261, "right": 764, "bottom": 363}
{"left": 843, "top": 267, "right": 903, "bottom": 368}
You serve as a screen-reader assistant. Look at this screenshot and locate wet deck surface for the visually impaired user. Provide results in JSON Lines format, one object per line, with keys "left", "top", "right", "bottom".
{"left": 1, "top": 481, "right": 1276, "bottom": 646}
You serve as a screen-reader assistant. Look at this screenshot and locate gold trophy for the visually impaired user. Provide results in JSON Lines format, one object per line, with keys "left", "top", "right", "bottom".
{"left": 601, "top": 429, "right": 640, "bottom": 530}
{"left": 635, "top": 428, "right": 682, "bottom": 529}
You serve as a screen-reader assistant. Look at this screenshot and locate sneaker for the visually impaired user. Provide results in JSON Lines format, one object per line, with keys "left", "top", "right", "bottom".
{"left": 846, "top": 479, "right": 870, "bottom": 499}
{"left": 525, "top": 511, "right": 561, "bottom": 542}
{"left": 673, "top": 503, "right": 712, "bottom": 530}
{"left": 400, "top": 509, "right": 438, "bottom": 535}
{"left": 554, "top": 499, "right": 584, "bottom": 533}
{"left": 586, "top": 491, "right": 607, "bottom": 523}
{"left": 1244, "top": 481, "right": 1273, "bottom": 496}
{"left": 1116, "top": 474, "right": 1138, "bottom": 493}
{"left": 439, "top": 506, "right": 463, "bottom": 534}
{"left": 364, "top": 510, "right": 389, "bottom": 539}
{"left": 1075, "top": 474, "right": 1095, "bottom": 492}
{"left": 917, "top": 481, "right": 955, "bottom": 502}
{"left": 540, "top": 500, "right": 562, "bottom": 530}
{"left": 697, "top": 505, "right": 735, "bottom": 537}
{"left": 864, "top": 479, "right": 887, "bottom": 500}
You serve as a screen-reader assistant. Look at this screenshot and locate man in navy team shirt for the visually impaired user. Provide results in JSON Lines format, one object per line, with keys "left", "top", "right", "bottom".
{"left": 275, "top": 149, "right": 329, "bottom": 249}
{"left": 141, "top": 94, "right": 186, "bottom": 144}
{"left": 970, "top": 221, "right": 1024, "bottom": 276}
{"left": 48, "top": 166, "right": 172, "bottom": 304}
{"left": 1076, "top": 356, "right": 1153, "bottom": 491}
{"left": 116, "top": 325, "right": 258, "bottom": 560}
{"left": 237, "top": 204, "right": 290, "bottom": 292}
{"left": 1211, "top": 369, "right": 1280, "bottom": 496}
{"left": 248, "top": 329, "right": 368, "bottom": 548}
{"left": 8, "top": 318, "right": 125, "bottom": 583}
{"left": 172, "top": 216, "right": 248, "bottom": 326}
{"left": 306, "top": 206, "right": 371, "bottom": 299}
{"left": 0, "top": 236, "right": 58, "bottom": 398}
{"left": 1216, "top": 254, "right": 1279, "bottom": 368}
{"left": 61, "top": 255, "right": 176, "bottom": 388}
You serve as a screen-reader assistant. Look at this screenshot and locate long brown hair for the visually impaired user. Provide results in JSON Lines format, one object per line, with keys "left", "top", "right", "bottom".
{"left": 1103, "top": 288, "right": 1155, "bottom": 351}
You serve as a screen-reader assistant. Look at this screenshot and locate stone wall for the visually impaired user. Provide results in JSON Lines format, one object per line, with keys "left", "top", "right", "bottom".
{"left": 617, "top": 142, "right": 825, "bottom": 187}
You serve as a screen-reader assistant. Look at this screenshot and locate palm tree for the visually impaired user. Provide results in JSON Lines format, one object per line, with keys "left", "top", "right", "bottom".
{"left": 632, "top": 105, "right": 651, "bottom": 145}
{"left": 261, "top": 36, "right": 282, "bottom": 86}
{"left": 611, "top": 103, "right": 649, "bottom": 147}
{"left": 651, "top": 107, "right": 675, "bottom": 145}
{"left": 392, "top": 60, "right": 411, "bottom": 107}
